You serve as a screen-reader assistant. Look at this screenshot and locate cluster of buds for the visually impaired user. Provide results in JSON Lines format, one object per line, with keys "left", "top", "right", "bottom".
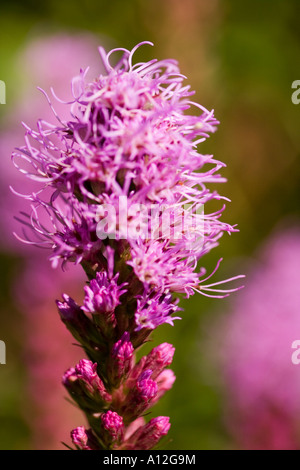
{"left": 62, "top": 341, "right": 175, "bottom": 449}
{"left": 13, "top": 42, "right": 242, "bottom": 449}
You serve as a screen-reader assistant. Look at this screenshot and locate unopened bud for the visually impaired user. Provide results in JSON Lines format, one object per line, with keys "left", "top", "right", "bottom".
{"left": 108, "top": 332, "right": 134, "bottom": 387}
{"left": 143, "top": 343, "right": 175, "bottom": 379}
{"left": 70, "top": 426, "right": 99, "bottom": 450}
{"left": 125, "top": 416, "right": 171, "bottom": 450}
{"left": 100, "top": 410, "right": 124, "bottom": 447}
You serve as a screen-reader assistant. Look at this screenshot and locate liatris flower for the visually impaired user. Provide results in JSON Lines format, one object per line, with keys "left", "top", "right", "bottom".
{"left": 13, "top": 41, "right": 242, "bottom": 449}
{"left": 217, "top": 227, "right": 300, "bottom": 450}
{"left": 83, "top": 272, "right": 127, "bottom": 315}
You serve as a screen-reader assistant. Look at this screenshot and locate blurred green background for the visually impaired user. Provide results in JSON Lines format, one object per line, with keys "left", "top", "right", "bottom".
{"left": 0, "top": 0, "right": 300, "bottom": 449}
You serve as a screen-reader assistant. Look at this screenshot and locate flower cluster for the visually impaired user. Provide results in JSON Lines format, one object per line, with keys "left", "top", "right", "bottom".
{"left": 217, "top": 227, "right": 300, "bottom": 450}
{"left": 62, "top": 345, "right": 174, "bottom": 449}
{"left": 13, "top": 42, "right": 242, "bottom": 449}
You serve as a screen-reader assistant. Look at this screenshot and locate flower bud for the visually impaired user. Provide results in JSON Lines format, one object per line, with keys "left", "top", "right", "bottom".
{"left": 125, "top": 416, "right": 171, "bottom": 450}
{"left": 100, "top": 410, "right": 124, "bottom": 447}
{"left": 57, "top": 294, "right": 104, "bottom": 352}
{"left": 70, "top": 426, "right": 100, "bottom": 450}
{"left": 142, "top": 342, "right": 175, "bottom": 379}
{"left": 63, "top": 360, "right": 112, "bottom": 412}
{"left": 123, "top": 369, "right": 158, "bottom": 422}
{"left": 75, "top": 359, "right": 112, "bottom": 401}
{"left": 108, "top": 332, "right": 134, "bottom": 387}
{"left": 152, "top": 369, "right": 176, "bottom": 404}
{"left": 62, "top": 367, "right": 78, "bottom": 390}
{"left": 137, "top": 369, "right": 158, "bottom": 401}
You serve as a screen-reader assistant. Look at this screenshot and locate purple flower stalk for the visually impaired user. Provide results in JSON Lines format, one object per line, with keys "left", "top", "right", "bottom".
{"left": 13, "top": 41, "right": 243, "bottom": 450}
{"left": 217, "top": 227, "right": 300, "bottom": 450}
